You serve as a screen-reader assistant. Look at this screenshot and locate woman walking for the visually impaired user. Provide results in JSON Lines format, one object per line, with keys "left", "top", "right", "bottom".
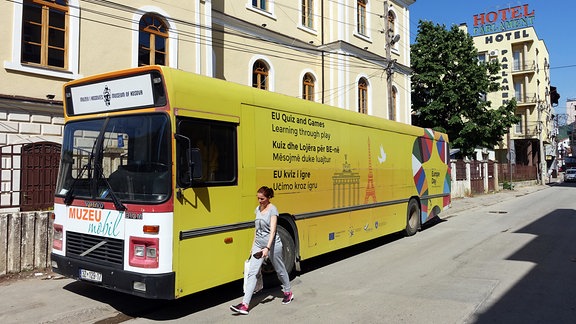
{"left": 230, "top": 186, "right": 294, "bottom": 315}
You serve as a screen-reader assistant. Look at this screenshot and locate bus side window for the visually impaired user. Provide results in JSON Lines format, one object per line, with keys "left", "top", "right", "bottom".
{"left": 176, "top": 118, "right": 237, "bottom": 187}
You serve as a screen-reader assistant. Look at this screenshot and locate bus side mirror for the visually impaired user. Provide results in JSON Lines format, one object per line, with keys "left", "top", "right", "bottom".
{"left": 175, "top": 134, "right": 203, "bottom": 188}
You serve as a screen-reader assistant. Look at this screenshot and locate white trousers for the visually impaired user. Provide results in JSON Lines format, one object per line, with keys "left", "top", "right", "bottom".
{"left": 242, "top": 240, "right": 291, "bottom": 305}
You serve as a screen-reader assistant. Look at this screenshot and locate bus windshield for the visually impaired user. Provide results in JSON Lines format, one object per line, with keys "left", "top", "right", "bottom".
{"left": 55, "top": 113, "right": 172, "bottom": 205}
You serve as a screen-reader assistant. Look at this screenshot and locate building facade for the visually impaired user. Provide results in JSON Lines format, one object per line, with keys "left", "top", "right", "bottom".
{"left": 0, "top": 0, "right": 414, "bottom": 210}
{"left": 213, "top": 0, "right": 414, "bottom": 122}
{"left": 466, "top": 4, "right": 554, "bottom": 182}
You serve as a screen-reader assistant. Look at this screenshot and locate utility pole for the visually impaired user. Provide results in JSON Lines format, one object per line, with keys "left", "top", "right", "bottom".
{"left": 384, "top": 1, "right": 395, "bottom": 120}
{"left": 537, "top": 88, "right": 546, "bottom": 184}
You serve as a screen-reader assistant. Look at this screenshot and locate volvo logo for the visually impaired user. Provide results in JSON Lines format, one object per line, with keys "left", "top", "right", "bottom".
{"left": 85, "top": 201, "right": 105, "bottom": 209}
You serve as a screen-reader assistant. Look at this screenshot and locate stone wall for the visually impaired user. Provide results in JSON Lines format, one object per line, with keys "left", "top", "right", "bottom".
{"left": 0, "top": 212, "right": 53, "bottom": 275}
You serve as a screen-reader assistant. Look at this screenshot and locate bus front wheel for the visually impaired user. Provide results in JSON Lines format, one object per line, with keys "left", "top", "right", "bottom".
{"left": 405, "top": 199, "right": 421, "bottom": 236}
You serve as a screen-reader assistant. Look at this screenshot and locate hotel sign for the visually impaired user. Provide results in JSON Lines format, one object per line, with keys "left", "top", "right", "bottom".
{"left": 472, "top": 4, "right": 535, "bottom": 36}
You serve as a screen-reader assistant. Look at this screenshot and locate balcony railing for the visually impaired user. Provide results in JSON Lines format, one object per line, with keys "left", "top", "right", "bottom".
{"left": 512, "top": 61, "right": 536, "bottom": 73}
{"left": 515, "top": 92, "right": 537, "bottom": 104}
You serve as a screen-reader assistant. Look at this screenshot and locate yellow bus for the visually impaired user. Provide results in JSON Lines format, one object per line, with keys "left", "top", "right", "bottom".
{"left": 51, "top": 65, "right": 451, "bottom": 299}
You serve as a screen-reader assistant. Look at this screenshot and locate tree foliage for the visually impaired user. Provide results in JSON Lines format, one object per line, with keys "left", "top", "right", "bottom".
{"left": 411, "top": 21, "right": 519, "bottom": 158}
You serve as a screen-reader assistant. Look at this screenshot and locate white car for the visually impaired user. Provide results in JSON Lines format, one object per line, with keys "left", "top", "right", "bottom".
{"left": 565, "top": 168, "right": 576, "bottom": 182}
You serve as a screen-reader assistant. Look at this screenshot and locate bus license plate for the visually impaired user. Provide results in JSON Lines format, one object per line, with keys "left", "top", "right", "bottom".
{"left": 80, "top": 269, "right": 102, "bottom": 283}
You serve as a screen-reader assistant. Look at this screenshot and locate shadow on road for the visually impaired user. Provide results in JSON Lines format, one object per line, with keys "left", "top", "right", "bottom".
{"left": 63, "top": 278, "right": 246, "bottom": 322}
{"left": 473, "top": 208, "right": 576, "bottom": 323}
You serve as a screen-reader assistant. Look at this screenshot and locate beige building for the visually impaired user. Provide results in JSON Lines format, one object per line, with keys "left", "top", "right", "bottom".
{"left": 466, "top": 6, "right": 554, "bottom": 180}
{"left": 0, "top": 0, "right": 414, "bottom": 210}
{"left": 212, "top": 0, "right": 414, "bottom": 122}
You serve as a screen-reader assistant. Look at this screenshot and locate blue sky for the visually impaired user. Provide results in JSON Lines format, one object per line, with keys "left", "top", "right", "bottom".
{"left": 409, "top": 1, "right": 574, "bottom": 114}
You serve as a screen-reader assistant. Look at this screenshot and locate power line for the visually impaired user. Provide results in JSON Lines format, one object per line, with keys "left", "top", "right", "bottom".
{"left": 550, "top": 64, "right": 576, "bottom": 70}
{"left": 8, "top": 0, "right": 414, "bottom": 103}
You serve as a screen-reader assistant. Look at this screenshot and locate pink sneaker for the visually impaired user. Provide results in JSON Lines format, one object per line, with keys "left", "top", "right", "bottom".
{"left": 282, "top": 291, "right": 294, "bottom": 304}
{"left": 230, "top": 303, "right": 249, "bottom": 315}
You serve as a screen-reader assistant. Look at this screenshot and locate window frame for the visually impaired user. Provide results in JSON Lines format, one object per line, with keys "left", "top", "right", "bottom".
{"left": 301, "top": 0, "right": 314, "bottom": 30}
{"left": 252, "top": 59, "right": 270, "bottom": 90}
{"left": 138, "top": 13, "right": 169, "bottom": 67}
{"left": 131, "top": 7, "right": 178, "bottom": 69}
{"left": 252, "top": 0, "right": 267, "bottom": 11}
{"left": 302, "top": 72, "right": 315, "bottom": 101}
{"left": 357, "top": 0, "right": 367, "bottom": 36}
{"left": 514, "top": 114, "right": 523, "bottom": 134}
{"left": 6, "top": 0, "right": 80, "bottom": 79}
{"left": 21, "top": 0, "right": 69, "bottom": 69}
{"left": 246, "top": 0, "right": 276, "bottom": 18}
{"left": 514, "top": 80, "right": 523, "bottom": 102}
{"left": 358, "top": 77, "right": 368, "bottom": 114}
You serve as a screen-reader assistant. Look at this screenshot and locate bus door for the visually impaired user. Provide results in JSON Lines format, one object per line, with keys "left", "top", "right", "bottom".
{"left": 173, "top": 117, "right": 246, "bottom": 295}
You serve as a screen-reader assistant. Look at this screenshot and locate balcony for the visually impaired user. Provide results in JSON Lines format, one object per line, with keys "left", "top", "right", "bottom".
{"left": 512, "top": 61, "right": 536, "bottom": 75}
{"left": 515, "top": 92, "right": 537, "bottom": 106}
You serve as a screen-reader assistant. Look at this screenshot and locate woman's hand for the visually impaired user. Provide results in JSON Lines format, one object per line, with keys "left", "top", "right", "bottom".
{"left": 262, "top": 246, "right": 270, "bottom": 258}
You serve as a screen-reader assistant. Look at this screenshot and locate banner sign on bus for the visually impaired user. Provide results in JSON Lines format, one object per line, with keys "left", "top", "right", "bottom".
{"left": 69, "top": 74, "right": 155, "bottom": 115}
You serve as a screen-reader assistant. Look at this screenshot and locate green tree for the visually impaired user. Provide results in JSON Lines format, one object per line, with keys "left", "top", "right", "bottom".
{"left": 411, "top": 21, "right": 519, "bottom": 158}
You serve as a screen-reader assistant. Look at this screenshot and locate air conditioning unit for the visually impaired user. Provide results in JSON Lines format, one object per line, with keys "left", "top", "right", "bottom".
{"left": 489, "top": 50, "right": 499, "bottom": 56}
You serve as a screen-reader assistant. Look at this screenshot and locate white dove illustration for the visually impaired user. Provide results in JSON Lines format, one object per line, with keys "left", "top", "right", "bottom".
{"left": 378, "top": 145, "right": 387, "bottom": 164}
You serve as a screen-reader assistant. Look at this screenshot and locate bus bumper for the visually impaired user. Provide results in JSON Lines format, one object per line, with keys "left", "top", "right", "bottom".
{"left": 50, "top": 253, "right": 175, "bottom": 299}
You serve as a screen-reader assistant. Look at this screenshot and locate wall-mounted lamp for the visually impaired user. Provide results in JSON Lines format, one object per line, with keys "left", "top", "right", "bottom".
{"left": 261, "top": 23, "right": 267, "bottom": 28}
{"left": 309, "top": 41, "right": 314, "bottom": 44}
{"left": 364, "top": 47, "right": 368, "bottom": 50}
{"left": 46, "top": 94, "right": 55, "bottom": 100}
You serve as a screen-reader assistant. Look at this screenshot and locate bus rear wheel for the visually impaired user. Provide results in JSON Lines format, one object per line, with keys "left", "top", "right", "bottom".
{"left": 262, "top": 225, "right": 296, "bottom": 276}
{"left": 405, "top": 199, "right": 421, "bottom": 236}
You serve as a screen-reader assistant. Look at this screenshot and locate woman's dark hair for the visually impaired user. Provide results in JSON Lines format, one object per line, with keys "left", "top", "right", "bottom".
{"left": 257, "top": 186, "right": 274, "bottom": 199}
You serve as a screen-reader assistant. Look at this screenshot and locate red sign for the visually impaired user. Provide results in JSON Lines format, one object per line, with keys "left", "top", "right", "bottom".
{"left": 473, "top": 4, "right": 534, "bottom": 26}
{"left": 472, "top": 4, "right": 535, "bottom": 36}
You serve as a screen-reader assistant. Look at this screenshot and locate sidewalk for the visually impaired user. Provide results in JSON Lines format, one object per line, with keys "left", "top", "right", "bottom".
{"left": 443, "top": 179, "right": 559, "bottom": 218}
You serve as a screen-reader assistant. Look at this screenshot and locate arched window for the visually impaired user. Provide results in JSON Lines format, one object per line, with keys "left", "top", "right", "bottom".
{"left": 139, "top": 14, "right": 168, "bottom": 66}
{"left": 303, "top": 73, "right": 315, "bottom": 101}
{"left": 252, "top": 60, "right": 269, "bottom": 90}
{"left": 358, "top": 78, "right": 368, "bottom": 114}
{"left": 357, "top": 0, "right": 367, "bottom": 35}
{"left": 21, "top": 0, "right": 68, "bottom": 69}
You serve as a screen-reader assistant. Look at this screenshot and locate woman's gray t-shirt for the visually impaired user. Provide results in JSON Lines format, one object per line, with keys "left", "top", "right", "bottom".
{"left": 254, "top": 204, "right": 282, "bottom": 248}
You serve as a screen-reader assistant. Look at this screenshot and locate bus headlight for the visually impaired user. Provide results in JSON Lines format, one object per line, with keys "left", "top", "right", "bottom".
{"left": 134, "top": 245, "right": 145, "bottom": 257}
{"left": 146, "top": 247, "right": 157, "bottom": 258}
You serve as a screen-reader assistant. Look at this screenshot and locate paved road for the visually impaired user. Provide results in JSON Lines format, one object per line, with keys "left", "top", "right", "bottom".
{"left": 2, "top": 181, "right": 575, "bottom": 323}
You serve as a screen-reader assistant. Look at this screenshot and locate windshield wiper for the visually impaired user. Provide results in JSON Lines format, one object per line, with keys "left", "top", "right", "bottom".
{"left": 63, "top": 162, "right": 89, "bottom": 206}
{"left": 93, "top": 163, "right": 126, "bottom": 211}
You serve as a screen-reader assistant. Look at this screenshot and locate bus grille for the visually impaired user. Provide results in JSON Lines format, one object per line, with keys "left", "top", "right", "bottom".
{"left": 66, "top": 231, "right": 124, "bottom": 268}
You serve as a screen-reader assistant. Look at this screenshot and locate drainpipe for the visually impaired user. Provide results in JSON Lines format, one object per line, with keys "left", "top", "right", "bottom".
{"left": 321, "top": 0, "right": 325, "bottom": 104}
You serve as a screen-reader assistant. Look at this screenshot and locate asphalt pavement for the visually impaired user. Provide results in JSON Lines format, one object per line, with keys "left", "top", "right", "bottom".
{"left": 0, "top": 177, "right": 566, "bottom": 324}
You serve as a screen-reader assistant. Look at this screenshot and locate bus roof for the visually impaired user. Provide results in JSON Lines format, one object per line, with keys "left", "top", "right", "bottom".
{"left": 64, "top": 65, "right": 448, "bottom": 142}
